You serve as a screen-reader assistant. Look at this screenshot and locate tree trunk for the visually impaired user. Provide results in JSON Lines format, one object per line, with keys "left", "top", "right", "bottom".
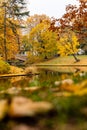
{"left": 4, "top": 4, "right": 7, "bottom": 61}
{"left": 72, "top": 54, "right": 80, "bottom": 62}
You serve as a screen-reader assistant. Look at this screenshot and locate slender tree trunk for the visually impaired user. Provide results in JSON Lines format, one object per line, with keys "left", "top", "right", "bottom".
{"left": 4, "top": 4, "right": 7, "bottom": 61}
{"left": 16, "top": 34, "right": 20, "bottom": 52}
{"left": 72, "top": 54, "right": 80, "bottom": 62}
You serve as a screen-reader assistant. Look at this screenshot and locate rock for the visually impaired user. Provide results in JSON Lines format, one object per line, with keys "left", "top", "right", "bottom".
{"left": 62, "top": 79, "right": 73, "bottom": 85}
{"left": 8, "top": 96, "right": 53, "bottom": 117}
{"left": 54, "top": 81, "right": 60, "bottom": 86}
{"left": 6, "top": 87, "right": 20, "bottom": 94}
{"left": 55, "top": 79, "right": 73, "bottom": 86}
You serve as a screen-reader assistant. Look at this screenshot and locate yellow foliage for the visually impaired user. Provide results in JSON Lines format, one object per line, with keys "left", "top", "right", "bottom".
{"left": 10, "top": 66, "right": 24, "bottom": 74}
{"left": 0, "top": 8, "right": 21, "bottom": 60}
{"left": 57, "top": 30, "right": 79, "bottom": 56}
{"left": 60, "top": 79, "right": 87, "bottom": 96}
{"left": 27, "top": 20, "right": 58, "bottom": 62}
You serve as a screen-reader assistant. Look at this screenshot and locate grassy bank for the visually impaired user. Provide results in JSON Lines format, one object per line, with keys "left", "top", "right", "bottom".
{"left": 36, "top": 55, "right": 87, "bottom": 65}
{"left": 35, "top": 55, "right": 87, "bottom": 72}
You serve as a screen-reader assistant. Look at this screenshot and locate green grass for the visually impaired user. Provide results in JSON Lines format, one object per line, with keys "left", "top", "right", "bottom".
{"left": 35, "top": 55, "right": 87, "bottom": 73}
{"left": 36, "top": 55, "right": 87, "bottom": 65}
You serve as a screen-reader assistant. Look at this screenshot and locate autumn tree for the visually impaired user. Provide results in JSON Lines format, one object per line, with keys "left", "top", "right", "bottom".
{"left": 0, "top": 10, "right": 20, "bottom": 60}
{"left": 21, "top": 34, "right": 31, "bottom": 53}
{"left": 21, "top": 14, "right": 51, "bottom": 56}
{"left": 63, "top": 0, "right": 87, "bottom": 51}
{"left": 25, "top": 14, "right": 50, "bottom": 33}
{"left": 0, "top": 0, "right": 29, "bottom": 61}
{"left": 27, "top": 20, "right": 58, "bottom": 63}
{"left": 49, "top": 0, "right": 87, "bottom": 53}
{"left": 57, "top": 29, "right": 80, "bottom": 62}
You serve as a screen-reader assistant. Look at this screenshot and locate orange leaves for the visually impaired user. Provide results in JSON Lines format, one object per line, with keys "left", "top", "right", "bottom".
{"left": 50, "top": 0, "right": 87, "bottom": 49}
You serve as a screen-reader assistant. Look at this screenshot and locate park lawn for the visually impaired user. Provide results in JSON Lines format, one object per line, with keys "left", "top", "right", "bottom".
{"left": 37, "top": 55, "right": 87, "bottom": 65}
{"left": 35, "top": 55, "right": 87, "bottom": 72}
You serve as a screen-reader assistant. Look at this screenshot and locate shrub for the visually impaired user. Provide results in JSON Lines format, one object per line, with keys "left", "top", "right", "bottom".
{"left": 24, "top": 66, "right": 38, "bottom": 74}
{"left": 0, "top": 60, "right": 10, "bottom": 74}
{"left": 10, "top": 66, "right": 24, "bottom": 74}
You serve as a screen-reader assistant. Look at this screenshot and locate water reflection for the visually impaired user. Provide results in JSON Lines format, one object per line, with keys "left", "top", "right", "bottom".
{"left": 0, "top": 67, "right": 87, "bottom": 96}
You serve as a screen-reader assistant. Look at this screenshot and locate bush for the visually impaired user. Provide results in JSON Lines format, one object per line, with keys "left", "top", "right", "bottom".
{"left": 0, "top": 60, "right": 10, "bottom": 74}
{"left": 24, "top": 66, "right": 38, "bottom": 74}
{"left": 27, "top": 52, "right": 43, "bottom": 64}
{"left": 10, "top": 66, "right": 24, "bottom": 74}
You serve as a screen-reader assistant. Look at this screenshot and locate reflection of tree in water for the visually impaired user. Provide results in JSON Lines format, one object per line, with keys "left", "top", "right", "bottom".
{"left": 74, "top": 68, "right": 80, "bottom": 73}
{"left": 11, "top": 76, "right": 34, "bottom": 88}
{"left": 38, "top": 69, "right": 72, "bottom": 87}
{"left": 74, "top": 67, "right": 86, "bottom": 78}
{"left": 0, "top": 78, "right": 12, "bottom": 89}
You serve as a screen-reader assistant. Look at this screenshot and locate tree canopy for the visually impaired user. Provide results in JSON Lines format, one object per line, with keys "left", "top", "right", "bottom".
{"left": 49, "top": 0, "right": 87, "bottom": 52}
{"left": 26, "top": 20, "right": 58, "bottom": 63}
{"left": 0, "top": 0, "right": 29, "bottom": 60}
